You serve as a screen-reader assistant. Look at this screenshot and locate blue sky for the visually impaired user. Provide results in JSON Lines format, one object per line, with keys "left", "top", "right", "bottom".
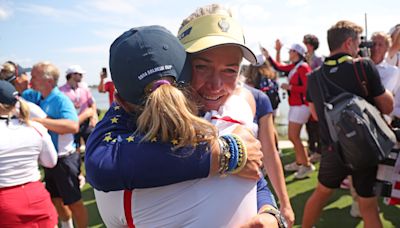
{"left": 0, "top": 0, "right": 398, "bottom": 86}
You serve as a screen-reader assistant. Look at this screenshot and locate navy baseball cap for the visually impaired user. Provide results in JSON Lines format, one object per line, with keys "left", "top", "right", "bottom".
{"left": 109, "top": 25, "right": 191, "bottom": 105}
{"left": 0, "top": 80, "right": 18, "bottom": 105}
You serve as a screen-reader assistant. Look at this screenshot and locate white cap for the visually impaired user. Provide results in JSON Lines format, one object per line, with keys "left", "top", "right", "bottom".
{"left": 289, "top": 43, "right": 306, "bottom": 57}
{"left": 253, "top": 54, "right": 266, "bottom": 66}
{"left": 66, "top": 65, "right": 86, "bottom": 75}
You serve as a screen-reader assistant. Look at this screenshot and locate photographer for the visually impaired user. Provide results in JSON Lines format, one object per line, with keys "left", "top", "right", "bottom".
{"left": 302, "top": 20, "right": 393, "bottom": 228}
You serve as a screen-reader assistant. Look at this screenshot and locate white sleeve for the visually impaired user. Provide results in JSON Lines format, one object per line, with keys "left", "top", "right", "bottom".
{"left": 25, "top": 100, "right": 47, "bottom": 119}
{"left": 31, "top": 122, "right": 58, "bottom": 168}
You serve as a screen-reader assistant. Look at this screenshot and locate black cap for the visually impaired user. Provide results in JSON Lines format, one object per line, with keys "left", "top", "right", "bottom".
{"left": 109, "top": 25, "right": 191, "bottom": 105}
{"left": 0, "top": 80, "right": 18, "bottom": 105}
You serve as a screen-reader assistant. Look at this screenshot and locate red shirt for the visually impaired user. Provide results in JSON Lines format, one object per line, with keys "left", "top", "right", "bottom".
{"left": 268, "top": 57, "right": 311, "bottom": 106}
{"left": 104, "top": 81, "right": 115, "bottom": 105}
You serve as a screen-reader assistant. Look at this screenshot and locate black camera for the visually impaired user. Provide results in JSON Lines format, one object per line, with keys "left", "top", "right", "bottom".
{"left": 358, "top": 36, "right": 373, "bottom": 57}
{"left": 359, "top": 36, "right": 374, "bottom": 49}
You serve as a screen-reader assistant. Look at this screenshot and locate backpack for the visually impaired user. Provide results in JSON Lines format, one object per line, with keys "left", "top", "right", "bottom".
{"left": 259, "top": 77, "right": 281, "bottom": 110}
{"left": 316, "top": 59, "right": 396, "bottom": 170}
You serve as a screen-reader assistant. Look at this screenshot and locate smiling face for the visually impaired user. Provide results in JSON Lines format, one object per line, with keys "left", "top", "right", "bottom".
{"left": 190, "top": 45, "right": 242, "bottom": 111}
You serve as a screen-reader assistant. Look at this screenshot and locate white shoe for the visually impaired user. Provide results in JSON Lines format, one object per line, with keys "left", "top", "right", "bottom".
{"left": 284, "top": 162, "right": 301, "bottom": 172}
{"left": 294, "top": 164, "right": 315, "bottom": 179}
{"left": 350, "top": 201, "right": 361, "bottom": 218}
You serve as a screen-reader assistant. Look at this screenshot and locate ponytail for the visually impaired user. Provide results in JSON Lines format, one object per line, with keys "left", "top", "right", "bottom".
{"left": 136, "top": 83, "right": 217, "bottom": 148}
{"left": 0, "top": 99, "right": 30, "bottom": 126}
{"left": 18, "top": 99, "right": 30, "bottom": 125}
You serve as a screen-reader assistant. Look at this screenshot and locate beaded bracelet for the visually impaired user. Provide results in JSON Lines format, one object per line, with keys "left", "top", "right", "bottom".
{"left": 220, "top": 135, "right": 239, "bottom": 172}
{"left": 229, "top": 134, "right": 248, "bottom": 174}
{"left": 218, "top": 137, "right": 231, "bottom": 176}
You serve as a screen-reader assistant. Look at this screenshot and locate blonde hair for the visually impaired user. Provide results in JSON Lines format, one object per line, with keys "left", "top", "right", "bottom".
{"left": 179, "top": 4, "right": 232, "bottom": 30}
{"left": 371, "top": 31, "right": 392, "bottom": 47}
{"left": 243, "top": 63, "right": 276, "bottom": 87}
{"left": 136, "top": 83, "right": 217, "bottom": 148}
{"left": 0, "top": 99, "right": 30, "bottom": 125}
{"left": 243, "top": 64, "right": 259, "bottom": 87}
{"left": 32, "top": 61, "right": 60, "bottom": 86}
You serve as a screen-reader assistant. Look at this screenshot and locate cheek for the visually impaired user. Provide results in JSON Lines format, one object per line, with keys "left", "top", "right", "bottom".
{"left": 223, "top": 77, "right": 237, "bottom": 92}
{"left": 191, "top": 72, "right": 206, "bottom": 90}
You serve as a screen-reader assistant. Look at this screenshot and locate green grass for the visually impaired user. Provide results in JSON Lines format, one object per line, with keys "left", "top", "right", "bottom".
{"left": 81, "top": 147, "right": 400, "bottom": 227}
{"left": 279, "top": 148, "right": 400, "bottom": 228}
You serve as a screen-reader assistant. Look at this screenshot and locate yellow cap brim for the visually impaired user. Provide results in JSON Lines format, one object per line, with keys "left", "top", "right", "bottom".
{"left": 178, "top": 14, "right": 256, "bottom": 64}
{"left": 184, "top": 36, "right": 256, "bottom": 64}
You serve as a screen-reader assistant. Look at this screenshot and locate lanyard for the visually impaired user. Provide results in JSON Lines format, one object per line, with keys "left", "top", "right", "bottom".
{"left": 324, "top": 55, "right": 353, "bottom": 66}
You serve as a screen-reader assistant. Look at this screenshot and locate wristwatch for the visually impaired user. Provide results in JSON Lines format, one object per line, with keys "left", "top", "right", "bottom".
{"left": 260, "top": 206, "right": 288, "bottom": 228}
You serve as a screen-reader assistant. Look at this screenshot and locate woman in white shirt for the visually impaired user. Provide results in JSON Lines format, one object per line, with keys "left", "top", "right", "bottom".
{"left": 0, "top": 80, "right": 58, "bottom": 227}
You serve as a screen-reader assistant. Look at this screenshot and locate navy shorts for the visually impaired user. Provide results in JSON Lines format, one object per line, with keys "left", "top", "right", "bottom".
{"left": 44, "top": 152, "right": 82, "bottom": 205}
{"left": 318, "top": 146, "right": 377, "bottom": 197}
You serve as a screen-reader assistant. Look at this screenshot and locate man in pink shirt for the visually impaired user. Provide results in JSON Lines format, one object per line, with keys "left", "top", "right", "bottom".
{"left": 60, "top": 65, "right": 98, "bottom": 152}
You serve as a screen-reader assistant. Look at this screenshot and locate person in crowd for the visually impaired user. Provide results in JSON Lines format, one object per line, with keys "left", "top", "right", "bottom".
{"left": 98, "top": 67, "right": 115, "bottom": 105}
{"left": 22, "top": 62, "right": 88, "bottom": 228}
{"left": 0, "top": 61, "right": 47, "bottom": 119}
{"left": 303, "top": 20, "right": 394, "bottom": 228}
{"left": 0, "top": 61, "right": 30, "bottom": 93}
{"left": 371, "top": 32, "right": 400, "bottom": 95}
{"left": 244, "top": 54, "right": 281, "bottom": 114}
{"left": 303, "top": 34, "right": 324, "bottom": 70}
{"left": 60, "top": 65, "right": 98, "bottom": 153}
{"left": 303, "top": 34, "right": 323, "bottom": 163}
{"left": 0, "top": 80, "right": 58, "bottom": 227}
{"left": 386, "top": 24, "right": 400, "bottom": 67}
{"left": 261, "top": 42, "right": 314, "bottom": 179}
{"left": 243, "top": 55, "right": 281, "bottom": 152}
{"left": 242, "top": 55, "right": 294, "bottom": 226}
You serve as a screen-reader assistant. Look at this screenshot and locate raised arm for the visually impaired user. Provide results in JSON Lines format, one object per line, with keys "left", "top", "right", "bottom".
{"left": 98, "top": 71, "right": 107, "bottom": 93}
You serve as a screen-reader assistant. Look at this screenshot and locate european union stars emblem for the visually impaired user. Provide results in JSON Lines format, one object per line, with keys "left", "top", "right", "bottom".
{"left": 102, "top": 132, "right": 181, "bottom": 146}
{"left": 103, "top": 105, "right": 181, "bottom": 145}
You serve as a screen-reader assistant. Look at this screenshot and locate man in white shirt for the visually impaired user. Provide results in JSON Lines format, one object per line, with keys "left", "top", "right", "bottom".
{"left": 371, "top": 32, "right": 400, "bottom": 95}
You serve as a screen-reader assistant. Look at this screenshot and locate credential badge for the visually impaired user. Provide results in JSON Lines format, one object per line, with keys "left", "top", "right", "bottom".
{"left": 218, "top": 18, "right": 230, "bottom": 32}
